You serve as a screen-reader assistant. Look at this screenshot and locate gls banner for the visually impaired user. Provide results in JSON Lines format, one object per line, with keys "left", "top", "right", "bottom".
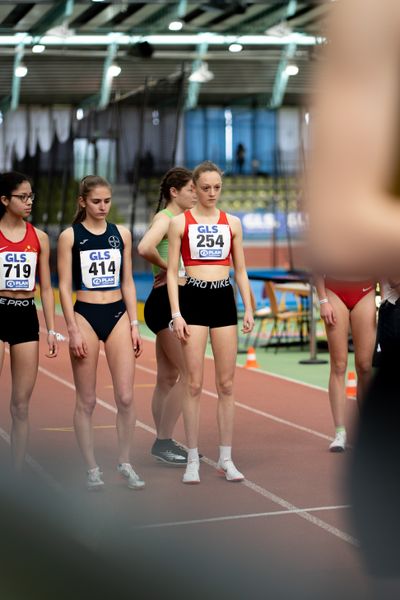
{"left": 235, "top": 211, "right": 307, "bottom": 241}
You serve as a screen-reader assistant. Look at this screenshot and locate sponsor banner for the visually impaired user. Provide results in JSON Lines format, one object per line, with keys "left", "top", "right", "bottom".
{"left": 234, "top": 211, "right": 306, "bottom": 241}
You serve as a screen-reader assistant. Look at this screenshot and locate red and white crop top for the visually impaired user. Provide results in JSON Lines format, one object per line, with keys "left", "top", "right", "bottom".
{"left": 0, "top": 222, "right": 40, "bottom": 292}
{"left": 181, "top": 210, "right": 232, "bottom": 267}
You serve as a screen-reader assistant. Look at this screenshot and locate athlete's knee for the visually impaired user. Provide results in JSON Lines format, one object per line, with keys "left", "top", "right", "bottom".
{"left": 76, "top": 395, "right": 97, "bottom": 416}
{"left": 355, "top": 358, "right": 372, "bottom": 378}
{"left": 216, "top": 378, "right": 234, "bottom": 397}
{"left": 10, "top": 401, "right": 29, "bottom": 422}
{"left": 187, "top": 379, "right": 202, "bottom": 398}
{"left": 157, "top": 369, "right": 179, "bottom": 389}
{"left": 115, "top": 391, "right": 133, "bottom": 412}
{"left": 330, "top": 359, "right": 347, "bottom": 377}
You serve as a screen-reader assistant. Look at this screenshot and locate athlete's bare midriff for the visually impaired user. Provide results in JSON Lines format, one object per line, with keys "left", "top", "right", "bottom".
{"left": 75, "top": 288, "right": 123, "bottom": 304}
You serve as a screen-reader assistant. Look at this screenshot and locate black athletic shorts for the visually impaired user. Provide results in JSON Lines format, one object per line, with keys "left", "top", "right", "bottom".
{"left": 372, "top": 299, "right": 400, "bottom": 368}
{"left": 74, "top": 299, "right": 126, "bottom": 342}
{"left": 144, "top": 284, "right": 186, "bottom": 334}
{"left": 180, "top": 277, "right": 238, "bottom": 329}
{"left": 0, "top": 296, "right": 39, "bottom": 346}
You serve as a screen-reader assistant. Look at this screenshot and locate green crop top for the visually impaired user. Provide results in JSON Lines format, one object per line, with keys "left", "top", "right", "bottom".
{"left": 152, "top": 208, "right": 184, "bottom": 277}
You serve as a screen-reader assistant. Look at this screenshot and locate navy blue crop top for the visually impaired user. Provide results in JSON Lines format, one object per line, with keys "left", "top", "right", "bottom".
{"left": 72, "top": 222, "right": 124, "bottom": 291}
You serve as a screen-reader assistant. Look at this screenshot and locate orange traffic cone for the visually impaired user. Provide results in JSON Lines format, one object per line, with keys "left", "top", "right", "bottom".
{"left": 245, "top": 346, "right": 260, "bottom": 369}
{"left": 346, "top": 371, "right": 357, "bottom": 398}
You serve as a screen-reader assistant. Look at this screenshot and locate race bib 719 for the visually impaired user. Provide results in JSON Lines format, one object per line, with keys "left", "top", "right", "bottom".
{"left": 0, "top": 251, "right": 37, "bottom": 291}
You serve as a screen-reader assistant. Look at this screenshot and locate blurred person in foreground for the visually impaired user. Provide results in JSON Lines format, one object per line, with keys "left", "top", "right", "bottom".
{"left": 307, "top": 0, "right": 400, "bottom": 589}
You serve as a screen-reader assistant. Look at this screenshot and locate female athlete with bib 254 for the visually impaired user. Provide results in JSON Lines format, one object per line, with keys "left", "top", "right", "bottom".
{"left": 167, "top": 161, "right": 254, "bottom": 484}
{"left": 58, "top": 176, "right": 144, "bottom": 491}
{"left": 0, "top": 171, "right": 58, "bottom": 471}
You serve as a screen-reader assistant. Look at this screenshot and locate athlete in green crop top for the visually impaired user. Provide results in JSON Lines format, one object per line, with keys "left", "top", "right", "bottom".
{"left": 138, "top": 167, "right": 196, "bottom": 465}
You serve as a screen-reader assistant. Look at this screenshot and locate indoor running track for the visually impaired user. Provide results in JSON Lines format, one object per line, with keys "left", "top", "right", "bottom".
{"left": 0, "top": 311, "right": 371, "bottom": 599}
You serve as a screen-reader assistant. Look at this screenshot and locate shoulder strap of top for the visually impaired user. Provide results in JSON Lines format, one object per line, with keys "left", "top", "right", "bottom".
{"left": 161, "top": 208, "right": 174, "bottom": 219}
{"left": 185, "top": 210, "right": 197, "bottom": 225}
{"left": 218, "top": 210, "right": 229, "bottom": 224}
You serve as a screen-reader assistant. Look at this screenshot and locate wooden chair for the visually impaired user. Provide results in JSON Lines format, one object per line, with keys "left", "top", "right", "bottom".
{"left": 249, "top": 281, "right": 309, "bottom": 350}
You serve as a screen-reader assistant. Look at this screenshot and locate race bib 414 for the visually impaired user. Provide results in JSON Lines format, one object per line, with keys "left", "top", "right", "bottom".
{"left": 80, "top": 248, "right": 121, "bottom": 289}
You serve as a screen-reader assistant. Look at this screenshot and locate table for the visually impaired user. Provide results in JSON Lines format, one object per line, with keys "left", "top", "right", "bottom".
{"left": 247, "top": 271, "right": 327, "bottom": 364}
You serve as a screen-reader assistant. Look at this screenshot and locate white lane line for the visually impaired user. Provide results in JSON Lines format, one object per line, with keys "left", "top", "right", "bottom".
{"left": 122, "top": 358, "right": 335, "bottom": 443}
{"left": 0, "top": 425, "right": 62, "bottom": 492}
{"left": 135, "top": 504, "right": 352, "bottom": 531}
{"left": 36, "top": 366, "right": 357, "bottom": 547}
{"left": 237, "top": 364, "right": 328, "bottom": 392}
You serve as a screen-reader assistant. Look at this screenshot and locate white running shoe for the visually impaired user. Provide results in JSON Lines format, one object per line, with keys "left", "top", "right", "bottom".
{"left": 87, "top": 467, "right": 104, "bottom": 491}
{"left": 182, "top": 460, "right": 200, "bottom": 484}
{"left": 329, "top": 430, "right": 346, "bottom": 452}
{"left": 217, "top": 459, "right": 245, "bottom": 482}
{"left": 117, "top": 463, "right": 145, "bottom": 490}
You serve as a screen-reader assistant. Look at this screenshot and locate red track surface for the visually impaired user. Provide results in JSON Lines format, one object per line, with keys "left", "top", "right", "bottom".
{"left": 0, "top": 311, "right": 372, "bottom": 597}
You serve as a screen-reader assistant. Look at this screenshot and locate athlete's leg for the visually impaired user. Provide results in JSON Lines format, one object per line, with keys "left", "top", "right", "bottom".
{"left": 70, "top": 313, "right": 100, "bottom": 470}
{"left": 104, "top": 313, "right": 136, "bottom": 465}
{"left": 350, "top": 290, "right": 376, "bottom": 406}
{"left": 0, "top": 339, "right": 5, "bottom": 375}
{"left": 325, "top": 290, "right": 351, "bottom": 429}
{"left": 157, "top": 328, "right": 186, "bottom": 439}
{"left": 9, "top": 341, "right": 39, "bottom": 470}
{"left": 210, "top": 325, "right": 238, "bottom": 446}
{"left": 181, "top": 326, "right": 209, "bottom": 449}
{"left": 151, "top": 332, "right": 179, "bottom": 433}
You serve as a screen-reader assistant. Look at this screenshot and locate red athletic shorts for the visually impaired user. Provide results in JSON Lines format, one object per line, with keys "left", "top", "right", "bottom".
{"left": 324, "top": 279, "right": 375, "bottom": 311}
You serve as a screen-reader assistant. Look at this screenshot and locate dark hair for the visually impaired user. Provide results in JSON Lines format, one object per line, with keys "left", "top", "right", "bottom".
{"left": 0, "top": 171, "right": 32, "bottom": 219}
{"left": 192, "top": 161, "right": 223, "bottom": 185}
{"left": 72, "top": 175, "right": 111, "bottom": 224}
{"left": 155, "top": 167, "right": 192, "bottom": 213}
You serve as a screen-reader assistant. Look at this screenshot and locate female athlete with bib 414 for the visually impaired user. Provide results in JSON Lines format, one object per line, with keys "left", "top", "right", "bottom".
{"left": 167, "top": 161, "right": 254, "bottom": 484}
{"left": 58, "top": 176, "right": 144, "bottom": 491}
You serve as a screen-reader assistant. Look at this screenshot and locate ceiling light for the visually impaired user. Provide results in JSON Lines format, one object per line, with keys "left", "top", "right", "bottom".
{"left": 189, "top": 62, "right": 214, "bottom": 83}
{"left": 285, "top": 63, "right": 299, "bottom": 76}
{"left": 108, "top": 62, "right": 121, "bottom": 77}
{"left": 169, "top": 20, "right": 183, "bottom": 31}
{"left": 15, "top": 63, "right": 28, "bottom": 77}
{"left": 76, "top": 108, "right": 84, "bottom": 121}
{"left": 228, "top": 43, "right": 243, "bottom": 53}
{"left": 32, "top": 44, "right": 45, "bottom": 53}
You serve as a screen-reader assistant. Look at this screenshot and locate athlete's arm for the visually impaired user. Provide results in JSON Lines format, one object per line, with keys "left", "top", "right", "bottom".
{"left": 229, "top": 215, "right": 254, "bottom": 334}
{"left": 57, "top": 227, "right": 87, "bottom": 358}
{"left": 118, "top": 225, "right": 142, "bottom": 358}
{"left": 36, "top": 228, "right": 58, "bottom": 358}
{"left": 167, "top": 215, "right": 190, "bottom": 341}
{"left": 314, "top": 274, "right": 336, "bottom": 326}
{"left": 137, "top": 212, "right": 169, "bottom": 271}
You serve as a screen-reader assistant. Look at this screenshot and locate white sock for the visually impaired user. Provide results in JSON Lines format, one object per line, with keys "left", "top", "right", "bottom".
{"left": 187, "top": 448, "right": 199, "bottom": 463}
{"left": 219, "top": 446, "right": 232, "bottom": 462}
